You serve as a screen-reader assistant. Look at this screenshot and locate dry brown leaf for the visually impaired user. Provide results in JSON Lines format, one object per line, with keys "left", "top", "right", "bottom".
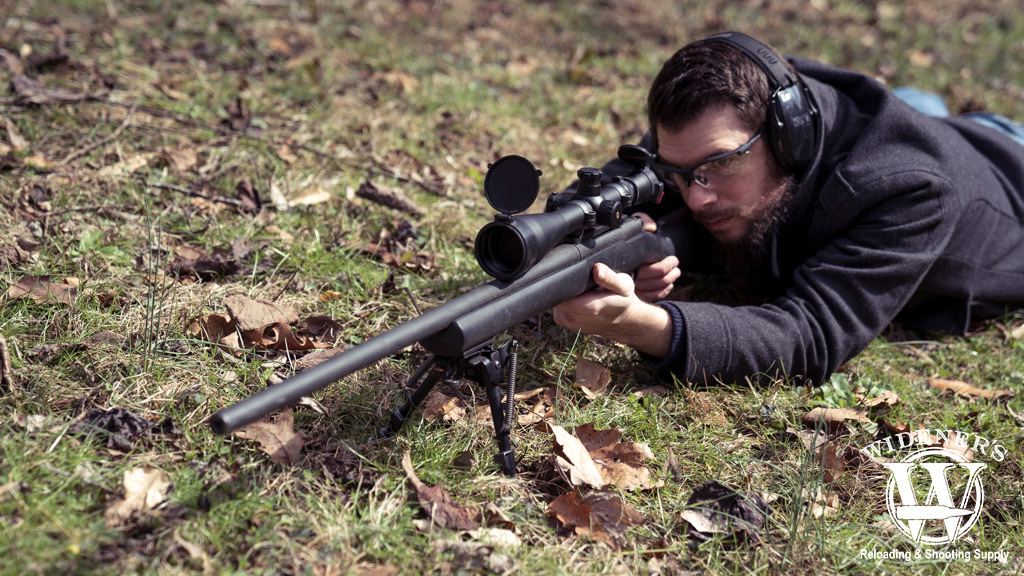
{"left": 189, "top": 297, "right": 339, "bottom": 354}
{"left": 482, "top": 502, "right": 516, "bottom": 531}
{"left": 4, "top": 275, "right": 77, "bottom": 306}
{"left": 1010, "top": 322, "right": 1024, "bottom": 340}
{"left": 233, "top": 408, "right": 305, "bottom": 465}
{"left": 294, "top": 347, "right": 345, "bottom": 372}
{"left": 575, "top": 358, "right": 610, "bottom": 399}
{"left": 544, "top": 423, "right": 606, "bottom": 489}
{"left": 235, "top": 180, "right": 263, "bottom": 215}
{"left": 802, "top": 487, "right": 839, "bottom": 518}
{"left": 341, "top": 241, "right": 437, "bottom": 272}
{"left": 169, "top": 244, "right": 241, "bottom": 281}
{"left": 97, "top": 152, "right": 154, "bottom": 178}
{"left": 1008, "top": 404, "right": 1024, "bottom": 425}
{"left": 10, "top": 73, "right": 107, "bottom": 105}
{"left": 908, "top": 49, "right": 935, "bottom": 68}
{"left": 817, "top": 442, "right": 876, "bottom": 483}
{"left": 245, "top": 320, "right": 320, "bottom": 352}
{"left": 276, "top": 145, "right": 299, "bottom": 164}
{"left": 3, "top": 116, "right": 28, "bottom": 150}
{"left": 26, "top": 154, "right": 55, "bottom": 169}
{"left": 422, "top": 390, "right": 469, "bottom": 423}
{"left": 517, "top": 385, "right": 561, "bottom": 425}
{"left": 574, "top": 423, "right": 662, "bottom": 490}
{"left": 352, "top": 563, "right": 400, "bottom": 576}
{"left": 156, "top": 83, "right": 188, "bottom": 101}
{"left": 917, "top": 428, "right": 975, "bottom": 461}
{"left": 632, "top": 385, "right": 669, "bottom": 399}
{"left": 318, "top": 290, "right": 345, "bottom": 303}
{"left": 290, "top": 187, "right": 333, "bottom": 207}
{"left": 104, "top": 467, "right": 172, "bottom": 527}
{"left": 803, "top": 407, "right": 871, "bottom": 431}
{"left": 680, "top": 481, "right": 770, "bottom": 543}
{"left": 186, "top": 313, "right": 238, "bottom": 349}
{"left": 224, "top": 294, "right": 296, "bottom": 332}
{"left": 157, "top": 147, "right": 198, "bottom": 172}
{"left": 373, "top": 70, "right": 420, "bottom": 94}
{"left": 546, "top": 490, "right": 645, "bottom": 549}
{"left": 861, "top": 390, "right": 900, "bottom": 408}
{"left": 927, "top": 377, "right": 1014, "bottom": 401}
{"left": 401, "top": 450, "right": 480, "bottom": 531}
{"left": 787, "top": 426, "right": 829, "bottom": 453}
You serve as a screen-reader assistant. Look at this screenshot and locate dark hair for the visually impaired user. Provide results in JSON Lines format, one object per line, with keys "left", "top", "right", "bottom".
{"left": 646, "top": 38, "right": 796, "bottom": 149}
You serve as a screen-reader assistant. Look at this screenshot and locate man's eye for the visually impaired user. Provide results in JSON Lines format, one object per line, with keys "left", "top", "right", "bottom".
{"left": 710, "top": 156, "right": 736, "bottom": 170}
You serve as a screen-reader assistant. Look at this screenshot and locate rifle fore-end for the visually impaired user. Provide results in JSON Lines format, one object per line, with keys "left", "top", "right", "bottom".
{"left": 208, "top": 212, "right": 686, "bottom": 435}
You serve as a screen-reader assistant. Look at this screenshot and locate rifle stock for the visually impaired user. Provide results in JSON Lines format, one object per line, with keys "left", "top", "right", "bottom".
{"left": 208, "top": 211, "right": 687, "bottom": 435}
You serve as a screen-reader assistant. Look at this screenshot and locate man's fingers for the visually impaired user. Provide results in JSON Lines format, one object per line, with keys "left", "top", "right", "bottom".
{"left": 635, "top": 256, "right": 680, "bottom": 279}
{"left": 636, "top": 285, "right": 674, "bottom": 302}
{"left": 592, "top": 263, "right": 634, "bottom": 297}
{"left": 636, "top": 212, "right": 658, "bottom": 233}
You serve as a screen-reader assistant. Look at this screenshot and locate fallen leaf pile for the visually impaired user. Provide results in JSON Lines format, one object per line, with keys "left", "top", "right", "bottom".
{"left": 545, "top": 422, "right": 663, "bottom": 491}
{"left": 536, "top": 422, "right": 662, "bottom": 550}
{"left": 187, "top": 294, "right": 343, "bottom": 354}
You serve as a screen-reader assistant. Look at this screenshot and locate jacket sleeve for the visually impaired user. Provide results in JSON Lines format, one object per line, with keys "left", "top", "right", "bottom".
{"left": 650, "top": 171, "right": 956, "bottom": 385}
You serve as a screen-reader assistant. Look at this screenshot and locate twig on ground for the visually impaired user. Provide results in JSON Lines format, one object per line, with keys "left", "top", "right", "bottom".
{"left": 58, "top": 101, "right": 138, "bottom": 166}
{"left": 146, "top": 183, "right": 243, "bottom": 208}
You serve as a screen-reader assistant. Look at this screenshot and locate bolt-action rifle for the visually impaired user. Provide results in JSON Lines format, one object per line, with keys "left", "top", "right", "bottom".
{"left": 208, "top": 145, "right": 687, "bottom": 475}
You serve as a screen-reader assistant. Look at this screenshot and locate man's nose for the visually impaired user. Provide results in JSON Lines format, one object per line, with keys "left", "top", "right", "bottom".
{"left": 683, "top": 184, "right": 717, "bottom": 210}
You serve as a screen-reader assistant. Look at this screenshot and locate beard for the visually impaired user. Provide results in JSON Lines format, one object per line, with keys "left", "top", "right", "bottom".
{"left": 708, "top": 173, "right": 796, "bottom": 277}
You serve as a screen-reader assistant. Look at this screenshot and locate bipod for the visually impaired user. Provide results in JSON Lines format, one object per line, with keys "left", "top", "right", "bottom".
{"left": 373, "top": 340, "right": 520, "bottom": 476}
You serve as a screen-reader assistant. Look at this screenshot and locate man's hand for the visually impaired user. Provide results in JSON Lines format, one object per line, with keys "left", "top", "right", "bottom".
{"left": 552, "top": 262, "right": 672, "bottom": 359}
{"left": 632, "top": 213, "right": 681, "bottom": 302}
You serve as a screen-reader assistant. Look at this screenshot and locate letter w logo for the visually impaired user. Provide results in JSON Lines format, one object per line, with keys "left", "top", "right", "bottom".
{"left": 881, "top": 455, "right": 986, "bottom": 544}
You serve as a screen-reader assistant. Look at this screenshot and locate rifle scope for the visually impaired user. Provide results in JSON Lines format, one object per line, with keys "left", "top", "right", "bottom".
{"left": 474, "top": 145, "right": 664, "bottom": 281}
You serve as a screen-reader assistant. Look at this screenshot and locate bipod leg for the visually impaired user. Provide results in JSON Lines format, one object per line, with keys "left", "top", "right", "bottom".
{"left": 465, "top": 340, "right": 519, "bottom": 476}
{"left": 373, "top": 355, "right": 444, "bottom": 440}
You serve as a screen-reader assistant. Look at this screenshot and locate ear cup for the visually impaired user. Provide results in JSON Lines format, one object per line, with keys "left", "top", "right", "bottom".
{"left": 767, "top": 84, "right": 816, "bottom": 169}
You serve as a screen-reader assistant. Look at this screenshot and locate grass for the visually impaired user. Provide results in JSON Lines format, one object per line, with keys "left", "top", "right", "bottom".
{"left": 2, "top": 0, "right": 1024, "bottom": 574}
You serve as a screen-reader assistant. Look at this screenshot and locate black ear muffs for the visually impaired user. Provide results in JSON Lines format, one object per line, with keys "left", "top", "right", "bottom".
{"left": 701, "top": 32, "right": 817, "bottom": 170}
